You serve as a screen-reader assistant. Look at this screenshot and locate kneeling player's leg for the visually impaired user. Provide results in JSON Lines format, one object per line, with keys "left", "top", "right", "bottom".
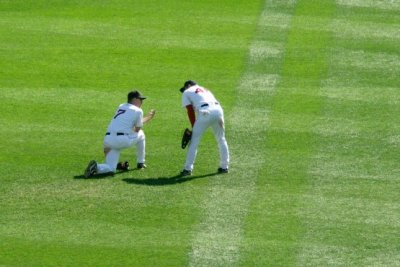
{"left": 135, "top": 130, "right": 146, "bottom": 164}
{"left": 97, "top": 149, "right": 120, "bottom": 173}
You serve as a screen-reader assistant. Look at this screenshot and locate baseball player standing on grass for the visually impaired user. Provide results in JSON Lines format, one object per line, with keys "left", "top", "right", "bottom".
{"left": 84, "top": 90, "right": 156, "bottom": 178}
{"left": 179, "top": 80, "right": 230, "bottom": 176}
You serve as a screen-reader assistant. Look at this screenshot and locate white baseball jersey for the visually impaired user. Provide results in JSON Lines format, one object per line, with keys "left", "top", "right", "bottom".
{"left": 181, "top": 85, "right": 219, "bottom": 111}
{"left": 106, "top": 103, "right": 143, "bottom": 134}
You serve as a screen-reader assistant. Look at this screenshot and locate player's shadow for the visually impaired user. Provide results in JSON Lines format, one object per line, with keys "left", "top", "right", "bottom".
{"left": 74, "top": 168, "right": 141, "bottom": 180}
{"left": 73, "top": 172, "right": 115, "bottom": 180}
{"left": 122, "top": 172, "right": 219, "bottom": 186}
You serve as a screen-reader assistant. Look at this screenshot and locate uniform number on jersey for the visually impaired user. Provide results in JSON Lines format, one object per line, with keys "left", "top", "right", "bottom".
{"left": 195, "top": 87, "right": 205, "bottom": 94}
{"left": 114, "top": 109, "right": 126, "bottom": 119}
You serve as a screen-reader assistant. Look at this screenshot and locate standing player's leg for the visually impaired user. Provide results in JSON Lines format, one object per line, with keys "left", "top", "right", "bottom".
{"left": 183, "top": 116, "right": 209, "bottom": 172}
{"left": 211, "top": 113, "right": 229, "bottom": 172}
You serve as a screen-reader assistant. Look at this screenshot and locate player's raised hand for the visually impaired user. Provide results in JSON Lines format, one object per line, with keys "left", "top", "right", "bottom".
{"left": 143, "top": 109, "right": 156, "bottom": 124}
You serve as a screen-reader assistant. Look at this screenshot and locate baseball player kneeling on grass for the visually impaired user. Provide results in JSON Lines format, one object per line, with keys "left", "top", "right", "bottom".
{"left": 84, "top": 90, "right": 155, "bottom": 178}
{"left": 179, "top": 80, "right": 230, "bottom": 176}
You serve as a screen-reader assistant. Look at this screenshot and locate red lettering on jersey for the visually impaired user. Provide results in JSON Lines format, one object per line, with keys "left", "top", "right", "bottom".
{"left": 195, "top": 87, "right": 205, "bottom": 94}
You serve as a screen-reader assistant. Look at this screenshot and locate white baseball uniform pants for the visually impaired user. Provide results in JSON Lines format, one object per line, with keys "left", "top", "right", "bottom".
{"left": 97, "top": 130, "right": 145, "bottom": 173}
{"left": 184, "top": 105, "right": 229, "bottom": 171}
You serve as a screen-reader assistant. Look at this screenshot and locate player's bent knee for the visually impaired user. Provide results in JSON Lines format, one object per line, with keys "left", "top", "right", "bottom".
{"left": 103, "top": 147, "right": 111, "bottom": 155}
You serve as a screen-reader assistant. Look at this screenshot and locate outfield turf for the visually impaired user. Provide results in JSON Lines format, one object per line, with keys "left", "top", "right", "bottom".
{"left": 1, "top": 0, "right": 399, "bottom": 266}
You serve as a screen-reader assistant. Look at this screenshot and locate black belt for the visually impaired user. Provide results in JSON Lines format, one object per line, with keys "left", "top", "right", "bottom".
{"left": 201, "top": 102, "right": 219, "bottom": 107}
{"left": 105, "top": 132, "right": 126, "bottom": 136}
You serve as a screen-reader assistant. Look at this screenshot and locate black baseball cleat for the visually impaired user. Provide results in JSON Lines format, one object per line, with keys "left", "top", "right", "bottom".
{"left": 84, "top": 160, "right": 97, "bottom": 178}
{"left": 217, "top": 167, "right": 229, "bottom": 174}
{"left": 137, "top": 163, "right": 147, "bottom": 169}
{"left": 117, "top": 161, "right": 130, "bottom": 171}
{"left": 180, "top": 169, "right": 192, "bottom": 176}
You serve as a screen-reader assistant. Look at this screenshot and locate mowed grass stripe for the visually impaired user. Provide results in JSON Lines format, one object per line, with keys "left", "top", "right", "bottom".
{"left": 187, "top": 2, "right": 272, "bottom": 266}
{"left": 239, "top": 0, "right": 337, "bottom": 265}
{"left": 275, "top": 0, "right": 335, "bottom": 263}
{"left": 336, "top": 0, "right": 400, "bottom": 10}
{"left": 296, "top": 2, "right": 400, "bottom": 266}
{"left": 239, "top": 1, "right": 294, "bottom": 265}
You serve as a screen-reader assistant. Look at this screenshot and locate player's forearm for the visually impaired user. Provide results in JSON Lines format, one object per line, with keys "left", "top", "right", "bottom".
{"left": 186, "top": 105, "right": 195, "bottom": 127}
{"left": 142, "top": 109, "right": 156, "bottom": 124}
{"left": 142, "top": 116, "right": 152, "bottom": 124}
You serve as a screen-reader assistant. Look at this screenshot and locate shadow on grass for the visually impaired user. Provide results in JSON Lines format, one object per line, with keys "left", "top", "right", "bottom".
{"left": 73, "top": 173, "right": 115, "bottom": 180}
{"left": 122, "top": 172, "right": 220, "bottom": 186}
{"left": 73, "top": 169, "right": 133, "bottom": 180}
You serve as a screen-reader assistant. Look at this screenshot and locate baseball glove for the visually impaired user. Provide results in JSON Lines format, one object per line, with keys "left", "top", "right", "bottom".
{"left": 181, "top": 128, "right": 192, "bottom": 149}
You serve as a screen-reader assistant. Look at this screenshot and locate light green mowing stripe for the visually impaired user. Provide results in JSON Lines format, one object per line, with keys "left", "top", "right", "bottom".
{"left": 187, "top": 2, "right": 271, "bottom": 266}
{"left": 239, "top": 0, "right": 336, "bottom": 266}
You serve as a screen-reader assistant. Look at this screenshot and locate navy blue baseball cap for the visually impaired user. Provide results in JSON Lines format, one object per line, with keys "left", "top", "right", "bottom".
{"left": 180, "top": 80, "right": 197, "bottom": 93}
{"left": 128, "top": 90, "right": 146, "bottom": 102}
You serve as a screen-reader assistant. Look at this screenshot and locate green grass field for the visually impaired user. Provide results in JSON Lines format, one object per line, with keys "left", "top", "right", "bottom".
{"left": 1, "top": 0, "right": 399, "bottom": 266}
